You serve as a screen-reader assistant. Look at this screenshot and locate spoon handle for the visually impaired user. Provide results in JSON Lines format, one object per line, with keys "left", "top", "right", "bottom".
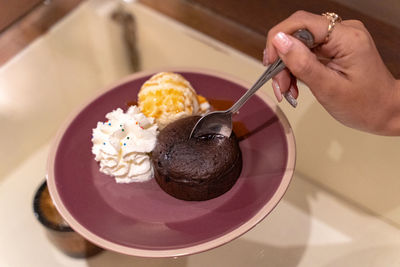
{"left": 228, "top": 59, "right": 285, "bottom": 114}
{"left": 228, "top": 29, "right": 315, "bottom": 114}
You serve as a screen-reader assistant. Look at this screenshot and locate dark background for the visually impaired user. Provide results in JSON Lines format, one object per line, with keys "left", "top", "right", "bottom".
{"left": 1, "top": 0, "right": 399, "bottom": 77}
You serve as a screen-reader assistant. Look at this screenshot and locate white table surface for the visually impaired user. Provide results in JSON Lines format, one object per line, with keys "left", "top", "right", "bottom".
{"left": 1, "top": 1, "right": 400, "bottom": 266}
{"left": 1, "top": 143, "right": 400, "bottom": 267}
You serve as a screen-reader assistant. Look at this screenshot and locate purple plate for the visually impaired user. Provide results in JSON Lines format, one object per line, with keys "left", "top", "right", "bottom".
{"left": 47, "top": 69, "right": 295, "bottom": 257}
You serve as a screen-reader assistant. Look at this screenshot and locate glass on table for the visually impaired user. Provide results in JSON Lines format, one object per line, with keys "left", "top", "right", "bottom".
{"left": 33, "top": 180, "right": 103, "bottom": 258}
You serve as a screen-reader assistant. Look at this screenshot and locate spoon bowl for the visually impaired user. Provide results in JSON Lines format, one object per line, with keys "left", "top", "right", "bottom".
{"left": 190, "top": 110, "right": 233, "bottom": 138}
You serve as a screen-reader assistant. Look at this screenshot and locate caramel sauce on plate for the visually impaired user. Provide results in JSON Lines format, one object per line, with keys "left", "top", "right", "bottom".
{"left": 126, "top": 100, "right": 137, "bottom": 107}
{"left": 207, "top": 98, "right": 233, "bottom": 111}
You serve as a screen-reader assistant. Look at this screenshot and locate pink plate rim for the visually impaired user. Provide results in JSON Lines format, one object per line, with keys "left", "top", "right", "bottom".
{"left": 46, "top": 67, "right": 296, "bottom": 258}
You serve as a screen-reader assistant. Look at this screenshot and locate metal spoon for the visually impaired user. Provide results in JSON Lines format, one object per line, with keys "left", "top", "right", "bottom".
{"left": 190, "top": 29, "right": 315, "bottom": 139}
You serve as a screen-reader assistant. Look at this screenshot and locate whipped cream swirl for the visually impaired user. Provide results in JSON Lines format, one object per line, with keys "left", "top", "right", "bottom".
{"left": 91, "top": 106, "right": 158, "bottom": 183}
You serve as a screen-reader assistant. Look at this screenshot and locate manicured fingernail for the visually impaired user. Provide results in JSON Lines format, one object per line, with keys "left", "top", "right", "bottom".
{"left": 262, "top": 48, "right": 269, "bottom": 66}
{"left": 273, "top": 32, "right": 293, "bottom": 55}
{"left": 272, "top": 80, "right": 283, "bottom": 102}
{"left": 284, "top": 91, "right": 297, "bottom": 108}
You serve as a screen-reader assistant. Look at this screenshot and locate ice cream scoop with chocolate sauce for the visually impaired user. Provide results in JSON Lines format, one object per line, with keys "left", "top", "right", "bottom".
{"left": 152, "top": 116, "right": 242, "bottom": 201}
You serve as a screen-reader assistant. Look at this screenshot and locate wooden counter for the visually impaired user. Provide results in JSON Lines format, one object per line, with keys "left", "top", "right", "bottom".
{"left": 1, "top": 0, "right": 399, "bottom": 77}
{"left": 139, "top": 0, "right": 400, "bottom": 77}
{"left": 0, "top": 0, "right": 83, "bottom": 65}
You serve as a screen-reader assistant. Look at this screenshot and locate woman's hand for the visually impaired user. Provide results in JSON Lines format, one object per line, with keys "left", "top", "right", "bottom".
{"left": 264, "top": 11, "right": 400, "bottom": 135}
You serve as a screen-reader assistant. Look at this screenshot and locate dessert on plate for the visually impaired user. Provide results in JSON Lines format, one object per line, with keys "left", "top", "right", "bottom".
{"left": 138, "top": 72, "right": 209, "bottom": 128}
{"left": 91, "top": 106, "right": 158, "bottom": 183}
{"left": 91, "top": 71, "right": 242, "bottom": 201}
{"left": 152, "top": 116, "right": 242, "bottom": 201}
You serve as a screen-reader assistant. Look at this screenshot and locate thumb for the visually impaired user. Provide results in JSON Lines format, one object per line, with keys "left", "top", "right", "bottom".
{"left": 272, "top": 32, "right": 337, "bottom": 96}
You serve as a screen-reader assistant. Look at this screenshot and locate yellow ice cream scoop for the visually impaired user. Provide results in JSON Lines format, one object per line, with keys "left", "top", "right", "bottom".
{"left": 138, "top": 72, "right": 209, "bottom": 128}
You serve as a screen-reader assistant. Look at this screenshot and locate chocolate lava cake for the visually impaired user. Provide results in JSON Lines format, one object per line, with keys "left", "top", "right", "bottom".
{"left": 152, "top": 116, "right": 242, "bottom": 201}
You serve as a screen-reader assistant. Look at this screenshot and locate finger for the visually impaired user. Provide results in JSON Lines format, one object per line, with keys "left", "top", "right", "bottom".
{"left": 272, "top": 71, "right": 299, "bottom": 106}
{"left": 283, "top": 77, "right": 299, "bottom": 108}
{"left": 266, "top": 11, "right": 333, "bottom": 64}
{"left": 289, "top": 75, "right": 299, "bottom": 99}
{"left": 272, "top": 32, "right": 342, "bottom": 101}
{"left": 312, "top": 46, "right": 333, "bottom": 61}
{"left": 341, "top": 19, "right": 367, "bottom": 31}
{"left": 271, "top": 79, "right": 282, "bottom": 102}
{"left": 273, "top": 68, "right": 292, "bottom": 93}
{"left": 313, "top": 20, "right": 371, "bottom": 61}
